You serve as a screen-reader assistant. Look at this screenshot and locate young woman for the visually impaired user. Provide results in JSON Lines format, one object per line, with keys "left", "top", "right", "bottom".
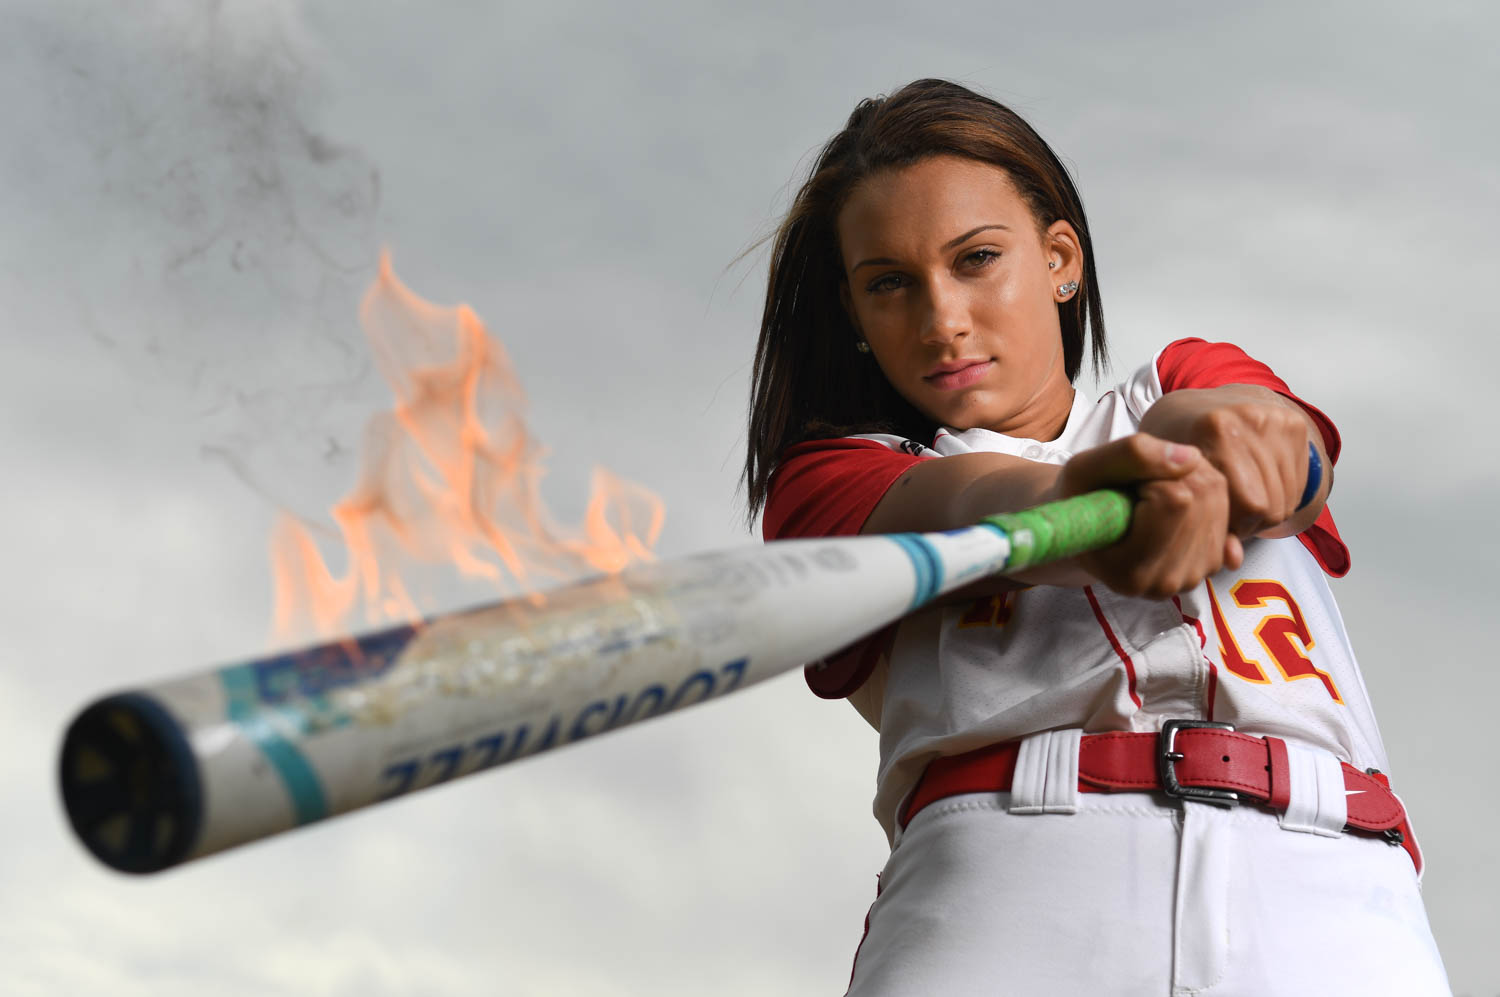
{"left": 746, "top": 80, "right": 1450, "bottom": 995}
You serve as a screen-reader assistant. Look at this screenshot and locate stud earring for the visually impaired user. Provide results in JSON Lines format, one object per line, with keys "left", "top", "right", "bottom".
{"left": 1048, "top": 261, "right": 1057, "bottom": 270}
{"left": 856, "top": 340, "right": 872, "bottom": 354}
{"left": 1057, "top": 281, "right": 1079, "bottom": 297}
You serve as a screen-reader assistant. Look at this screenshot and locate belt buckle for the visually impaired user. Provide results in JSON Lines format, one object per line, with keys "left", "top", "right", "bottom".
{"left": 1158, "top": 719, "right": 1240, "bottom": 807}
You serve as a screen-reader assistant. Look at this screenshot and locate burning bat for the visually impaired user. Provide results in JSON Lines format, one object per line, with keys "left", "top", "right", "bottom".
{"left": 59, "top": 490, "right": 1130, "bottom": 874}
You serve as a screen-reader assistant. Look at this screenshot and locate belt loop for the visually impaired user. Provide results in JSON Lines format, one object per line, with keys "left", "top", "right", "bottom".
{"left": 1009, "top": 729, "right": 1081, "bottom": 815}
{"left": 1009, "top": 731, "right": 1051, "bottom": 814}
{"left": 1043, "top": 729, "right": 1082, "bottom": 813}
{"left": 1278, "top": 740, "right": 1347, "bottom": 837}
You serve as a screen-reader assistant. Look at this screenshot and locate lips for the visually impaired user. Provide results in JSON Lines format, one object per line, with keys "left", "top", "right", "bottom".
{"left": 923, "top": 359, "right": 993, "bottom": 391}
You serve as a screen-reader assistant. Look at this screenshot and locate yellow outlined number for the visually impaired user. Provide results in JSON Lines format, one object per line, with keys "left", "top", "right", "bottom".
{"left": 1206, "top": 579, "right": 1343, "bottom": 703}
{"left": 1232, "top": 580, "right": 1344, "bottom": 703}
{"left": 1204, "top": 579, "right": 1269, "bottom": 684}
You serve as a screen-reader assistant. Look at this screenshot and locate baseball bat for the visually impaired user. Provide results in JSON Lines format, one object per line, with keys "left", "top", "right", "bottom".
{"left": 59, "top": 489, "right": 1130, "bottom": 874}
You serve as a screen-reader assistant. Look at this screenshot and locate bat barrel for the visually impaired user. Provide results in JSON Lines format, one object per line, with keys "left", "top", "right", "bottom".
{"left": 54, "top": 537, "right": 947, "bottom": 871}
{"left": 56, "top": 490, "right": 1131, "bottom": 873}
{"left": 59, "top": 693, "right": 204, "bottom": 874}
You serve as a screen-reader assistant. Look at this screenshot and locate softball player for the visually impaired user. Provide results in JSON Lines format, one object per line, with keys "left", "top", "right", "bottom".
{"left": 744, "top": 80, "right": 1450, "bottom": 994}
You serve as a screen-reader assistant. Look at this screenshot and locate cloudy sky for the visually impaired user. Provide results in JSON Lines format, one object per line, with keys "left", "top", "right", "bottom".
{"left": 3, "top": 1, "right": 1496, "bottom": 993}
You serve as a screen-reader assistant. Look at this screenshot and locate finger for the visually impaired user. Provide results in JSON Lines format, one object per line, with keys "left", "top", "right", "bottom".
{"left": 1270, "top": 411, "right": 1311, "bottom": 522}
{"left": 1222, "top": 421, "right": 1307, "bottom": 536}
{"left": 1266, "top": 414, "right": 1305, "bottom": 522}
{"left": 1221, "top": 450, "right": 1272, "bottom": 537}
{"left": 1224, "top": 533, "right": 1244, "bottom": 572}
{"left": 1237, "top": 421, "right": 1303, "bottom": 531}
{"left": 1060, "top": 434, "right": 1202, "bottom": 497}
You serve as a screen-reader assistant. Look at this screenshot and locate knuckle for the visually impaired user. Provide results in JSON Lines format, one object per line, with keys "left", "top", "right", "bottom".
{"left": 1201, "top": 408, "right": 1238, "bottom": 437}
{"left": 1242, "top": 404, "right": 1274, "bottom": 429}
{"left": 1238, "top": 493, "right": 1272, "bottom": 520}
{"left": 1159, "top": 481, "right": 1194, "bottom": 510}
{"left": 1190, "top": 461, "right": 1227, "bottom": 487}
{"left": 1124, "top": 433, "right": 1153, "bottom": 461}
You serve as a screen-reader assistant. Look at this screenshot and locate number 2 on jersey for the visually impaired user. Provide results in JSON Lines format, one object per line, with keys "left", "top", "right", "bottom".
{"left": 1204, "top": 579, "right": 1343, "bottom": 703}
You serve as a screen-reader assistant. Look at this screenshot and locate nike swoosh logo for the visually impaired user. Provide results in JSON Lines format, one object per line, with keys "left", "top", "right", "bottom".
{"left": 1345, "top": 789, "right": 1366, "bottom": 796}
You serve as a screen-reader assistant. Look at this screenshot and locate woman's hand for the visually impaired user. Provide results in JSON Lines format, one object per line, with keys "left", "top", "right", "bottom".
{"left": 1057, "top": 433, "right": 1238, "bottom": 598}
{"left": 1138, "top": 385, "right": 1329, "bottom": 539}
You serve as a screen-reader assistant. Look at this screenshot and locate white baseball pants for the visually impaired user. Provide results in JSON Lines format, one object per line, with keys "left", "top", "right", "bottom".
{"left": 846, "top": 790, "right": 1450, "bottom": 996}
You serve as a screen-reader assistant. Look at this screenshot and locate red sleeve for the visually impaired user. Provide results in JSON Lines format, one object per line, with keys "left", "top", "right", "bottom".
{"left": 764, "top": 438, "right": 929, "bottom": 698}
{"left": 1156, "top": 338, "right": 1349, "bottom": 577}
{"left": 762, "top": 438, "right": 929, "bottom": 541}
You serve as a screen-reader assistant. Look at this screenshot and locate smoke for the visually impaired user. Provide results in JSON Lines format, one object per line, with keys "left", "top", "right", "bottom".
{"left": 1, "top": 0, "right": 383, "bottom": 512}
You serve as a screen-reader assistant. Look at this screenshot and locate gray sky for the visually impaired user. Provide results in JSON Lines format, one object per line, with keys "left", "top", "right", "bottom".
{"left": 3, "top": 1, "right": 1496, "bottom": 993}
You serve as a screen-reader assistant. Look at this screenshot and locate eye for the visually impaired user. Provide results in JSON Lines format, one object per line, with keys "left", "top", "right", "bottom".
{"left": 962, "top": 248, "right": 1000, "bottom": 269}
{"left": 866, "top": 273, "right": 906, "bottom": 294}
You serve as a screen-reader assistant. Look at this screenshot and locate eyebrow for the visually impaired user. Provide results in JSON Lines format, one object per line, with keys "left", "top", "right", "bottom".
{"left": 850, "top": 224, "right": 1011, "bottom": 272}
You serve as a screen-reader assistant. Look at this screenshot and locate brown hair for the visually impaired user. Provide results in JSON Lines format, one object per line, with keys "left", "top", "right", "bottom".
{"left": 743, "top": 79, "right": 1108, "bottom": 519}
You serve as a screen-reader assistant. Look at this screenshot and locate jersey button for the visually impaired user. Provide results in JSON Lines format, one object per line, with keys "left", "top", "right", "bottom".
{"left": 1022, "top": 444, "right": 1043, "bottom": 459}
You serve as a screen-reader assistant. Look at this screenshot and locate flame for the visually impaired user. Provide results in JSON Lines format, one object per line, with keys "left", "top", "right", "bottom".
{"left": 270, "top": 252, "right": 664, "bottom": 643}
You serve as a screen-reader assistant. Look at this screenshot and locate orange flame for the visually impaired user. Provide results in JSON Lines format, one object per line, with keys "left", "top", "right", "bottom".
{"left": 270, "top": 252, "right": 665, "bottom": 643}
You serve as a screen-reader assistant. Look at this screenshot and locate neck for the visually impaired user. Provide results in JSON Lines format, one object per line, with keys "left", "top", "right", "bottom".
{"left": 985, "top": 380, "right": 1076, "bottom": 441}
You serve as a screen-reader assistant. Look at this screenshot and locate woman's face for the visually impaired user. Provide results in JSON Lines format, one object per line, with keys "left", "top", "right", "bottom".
{"left": 837, "top": 155, "right": 1081, "bottom": 440}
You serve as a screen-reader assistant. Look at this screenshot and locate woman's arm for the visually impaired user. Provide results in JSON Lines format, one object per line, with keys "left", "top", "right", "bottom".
{"left": 861, "top": 433, "right": 1238, "bottom": 598}
{"left": 860, "top": 450, "right": 1063, "bottom": 535}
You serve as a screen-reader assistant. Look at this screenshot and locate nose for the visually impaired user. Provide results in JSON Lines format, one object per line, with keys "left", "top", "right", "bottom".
{"left": 919, "top": 278, "right": 969, "bottom": 346}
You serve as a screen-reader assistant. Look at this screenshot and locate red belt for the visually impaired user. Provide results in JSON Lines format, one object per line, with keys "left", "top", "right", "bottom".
{"left": 900, "top": 722, "right": 1421, "bottom": 872}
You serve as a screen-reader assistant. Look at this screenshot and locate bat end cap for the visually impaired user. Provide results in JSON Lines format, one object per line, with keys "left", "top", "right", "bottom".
{"left": 58, "top": 693, "right": 203, "bottom": 874}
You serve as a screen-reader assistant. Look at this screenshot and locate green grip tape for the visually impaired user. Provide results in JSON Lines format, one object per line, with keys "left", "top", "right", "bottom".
{"left": 981, "top": 489, "right": 1132, "bottom": 572}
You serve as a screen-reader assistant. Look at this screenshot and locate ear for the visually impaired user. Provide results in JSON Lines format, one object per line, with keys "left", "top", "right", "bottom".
{"left": 1044, "top": 220, "right": 1083, "bottom": 301}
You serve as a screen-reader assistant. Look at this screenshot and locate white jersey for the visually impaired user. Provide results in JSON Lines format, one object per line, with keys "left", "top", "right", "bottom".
{"left": 831, "top": 354, "right": 1388, "bottom": 843}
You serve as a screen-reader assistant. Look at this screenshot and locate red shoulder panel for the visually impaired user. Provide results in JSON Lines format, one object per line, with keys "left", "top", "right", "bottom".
{"left": 763, "top": 438, "right": 928, "bottom": 541}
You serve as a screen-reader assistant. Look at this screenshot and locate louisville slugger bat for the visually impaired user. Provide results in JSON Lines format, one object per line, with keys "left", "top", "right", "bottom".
{"left": 59, "top": 489, "right": 1131, "bottom": 874}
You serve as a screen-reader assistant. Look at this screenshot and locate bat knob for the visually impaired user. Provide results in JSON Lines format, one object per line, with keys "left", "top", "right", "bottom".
{"left": 58, "top": 694, "right": 203, "bottom": 874}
